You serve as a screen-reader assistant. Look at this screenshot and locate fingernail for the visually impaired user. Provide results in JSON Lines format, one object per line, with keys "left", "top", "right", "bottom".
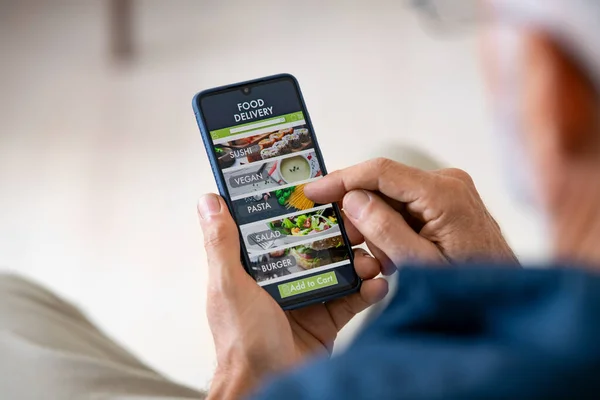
{"left": 303, "top": 181, "right": 316, "bottom": 196}
{"left": 355, "top": 248, "right": 372, "bottom": 258}
{"left": 344, "top": 190, "right": 371, "bottom": 220}
{"left": 198, "top": 194, "right": 221, "bottom": 219}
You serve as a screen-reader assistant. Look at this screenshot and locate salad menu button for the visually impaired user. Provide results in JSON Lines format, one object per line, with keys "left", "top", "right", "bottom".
{"left": 248, "top": 229, "right": 283, "bottom": 245}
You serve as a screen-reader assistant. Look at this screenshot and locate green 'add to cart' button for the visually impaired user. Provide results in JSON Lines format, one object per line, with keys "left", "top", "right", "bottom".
{"left": 278, "top": 271, "right": 338, "bottom": 299}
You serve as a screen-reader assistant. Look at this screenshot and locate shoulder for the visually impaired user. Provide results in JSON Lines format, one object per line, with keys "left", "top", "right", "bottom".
{"left": 253, "top": 266, "right": 600, "bottom": 400}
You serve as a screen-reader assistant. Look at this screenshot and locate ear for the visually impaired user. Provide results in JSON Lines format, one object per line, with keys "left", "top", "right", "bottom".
{"left": 523, "top": 31, "right": 599, "bottom": 155}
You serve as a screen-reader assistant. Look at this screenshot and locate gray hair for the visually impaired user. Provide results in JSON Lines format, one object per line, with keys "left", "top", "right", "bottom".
{"left": 494, "top": 0, "right": 600, "bottom": 91}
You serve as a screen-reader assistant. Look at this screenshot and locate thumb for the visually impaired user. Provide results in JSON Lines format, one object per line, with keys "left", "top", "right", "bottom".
{"left": 343, "top": 190, "right": 445, "bottom": 266}
{"left": 198, "top": 194, "right": 245, "bottom": 284}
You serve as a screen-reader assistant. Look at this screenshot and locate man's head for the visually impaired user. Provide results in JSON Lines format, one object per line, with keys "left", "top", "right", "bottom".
{"left": 415, "top": 0, "right": 600, "bottom": 263}
{"left": 482, "top": 0, "right": 600, "bottom": 263}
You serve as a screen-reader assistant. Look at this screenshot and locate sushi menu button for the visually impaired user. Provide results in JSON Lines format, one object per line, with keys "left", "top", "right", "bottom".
{"left": 230, "top": 145, "right": 259, "bottom": 159}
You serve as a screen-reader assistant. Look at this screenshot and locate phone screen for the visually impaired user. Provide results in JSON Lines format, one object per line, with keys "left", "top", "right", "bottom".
{"left": 197, "top": 76, "right": 358, "bottom": 307}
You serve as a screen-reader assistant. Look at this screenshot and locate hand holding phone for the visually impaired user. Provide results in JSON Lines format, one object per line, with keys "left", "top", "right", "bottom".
{"left": 194, "top": 74, "right": 389, "bottom": 398}
{"left": 197, "top": 191, "right": 388, "bottom": 399}
{"left": 193, "top": 74, "right": 363, "bottom": 309}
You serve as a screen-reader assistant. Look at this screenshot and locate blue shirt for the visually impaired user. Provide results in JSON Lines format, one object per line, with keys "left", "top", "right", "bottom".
{"left": 252, "top": 266, "right": 600, "bottom": 399}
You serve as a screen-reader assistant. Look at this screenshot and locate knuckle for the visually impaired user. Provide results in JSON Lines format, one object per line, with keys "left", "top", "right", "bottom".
{"left": 372, "top": 157, "right": 393, "bottom": 170}
{"left": 373, "top": 210, "right": 395, "bottom": 237}
{"left": 444, "top": 168, "right": 474, "bottom": 185}
{"left": 203, "top": 224, "right": 229, "bottom": 250}
{"left": 208, "top": 278, "right": 233, "bottom": 299}
{"left": 438, "top": 169, "right": 476, "bottom": 198}
{"left": 370, "top": 157, "right": 399, "bottom": 177}
{"left": 434, "top": 170, "right": 488, "bottom": 222}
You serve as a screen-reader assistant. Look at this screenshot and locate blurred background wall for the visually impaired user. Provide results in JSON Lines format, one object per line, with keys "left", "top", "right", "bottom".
{"left": 0, "top": 0, "right": 548, "bottom": 391}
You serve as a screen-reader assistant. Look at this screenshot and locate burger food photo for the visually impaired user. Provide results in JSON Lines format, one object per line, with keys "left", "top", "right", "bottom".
{"left": 288, "top": 235, "right": 348, "bottom": 270}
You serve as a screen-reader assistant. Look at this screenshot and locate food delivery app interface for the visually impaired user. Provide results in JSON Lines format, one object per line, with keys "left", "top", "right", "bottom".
{"left": 200, "top": 78, "right": 355, "bottom": 301}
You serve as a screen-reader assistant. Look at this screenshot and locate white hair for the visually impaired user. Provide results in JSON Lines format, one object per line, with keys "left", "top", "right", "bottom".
{"left": 494, "top": 0, "right": 600, "bottom": 90}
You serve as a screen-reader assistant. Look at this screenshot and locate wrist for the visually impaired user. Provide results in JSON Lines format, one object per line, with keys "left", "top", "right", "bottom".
{"left": 208, "top": 365, "right": 262, "bottom": 400}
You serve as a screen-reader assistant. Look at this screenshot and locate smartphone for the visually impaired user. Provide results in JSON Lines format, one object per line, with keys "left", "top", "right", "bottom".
{"left": 192, "top": 74, "right": 360, "bottom": 310}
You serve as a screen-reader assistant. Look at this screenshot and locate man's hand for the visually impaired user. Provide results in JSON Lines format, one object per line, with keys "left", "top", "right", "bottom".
{"left": 304, "top": 158, "right": 518, "bottom": 272}
{"left": 198, "top": 194, "right": 388, "bottom": 400}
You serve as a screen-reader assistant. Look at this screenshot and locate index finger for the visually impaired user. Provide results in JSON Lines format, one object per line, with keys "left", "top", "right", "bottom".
{"left": 304, "top": 158, "right": 432, "bottom": 205}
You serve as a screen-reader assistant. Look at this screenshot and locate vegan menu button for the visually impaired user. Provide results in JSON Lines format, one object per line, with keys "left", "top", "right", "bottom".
{"left": 278, "top": 271, "right": 338, "bottom": 299}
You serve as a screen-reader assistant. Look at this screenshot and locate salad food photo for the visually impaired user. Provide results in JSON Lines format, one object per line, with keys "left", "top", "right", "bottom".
{"left": 268, "top": 208, "right": 338, "bottom": 237}
{"left": 241, "top": 206, "right": 343, "bottom": 253}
